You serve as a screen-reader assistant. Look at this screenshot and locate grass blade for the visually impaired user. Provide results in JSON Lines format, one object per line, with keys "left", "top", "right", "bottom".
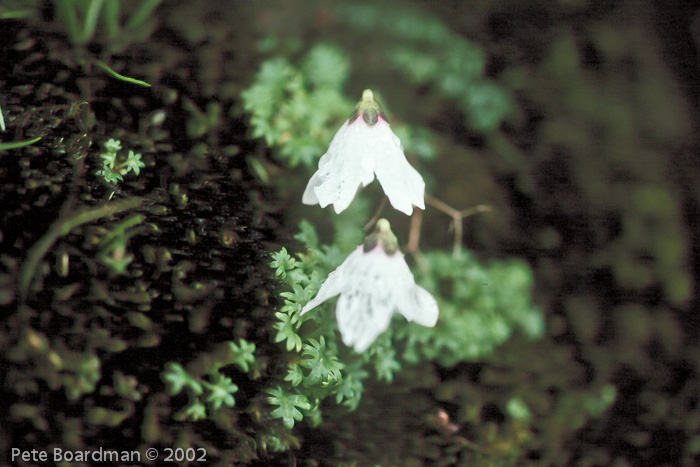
{"left": 94, "top": 59, "right": 151, "bottom": 87}
{"left": 0, "top": 137, "right": 42, "bottom": 150}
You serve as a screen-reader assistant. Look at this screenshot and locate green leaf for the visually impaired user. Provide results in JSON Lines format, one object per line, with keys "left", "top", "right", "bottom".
{"left": 103, "top": 138, "right": 122, "bottom": 153}
{"left": 372, "top": 346, "right": 401, "bottom": 383}
{"left": 279, "top": 283, "right": 316, "bottom": 313}
{"left": 96, "top": 166, "right": 123, "bottom": 183}
{"left": 300, "top": 336, "right": 343, "bottom": 386}
{"left": 284, "top": 363, "right": 304, "bottom": 387}
{"left": 124, "top": 150, "right": 145, "bottom": 175}
{"left": 273, "top": 312, "right": 302, "bottom": 352}
{"left": 240, "top": 52, "right": 352, "bottom": 169}
{"left": 293, "top": 220, "right": 319, "bottom": 250}
{"left": 304, "top": 399, "right": 323, "bottom": 427}
{"left": 161, "top": 362, "right": 202, "bottom": 396}
{"left": 175, "top": 398, "right": 207, "bottom": 421}
{"left": 301, "top": 44, "right": 350, "bottom": 89}
{"left": 205, "top": 373, "right": 238, "bottom": 411}
{"left": 228, "top": 339, "right": 256, "bottom": 372}
{"left": 335, "top": 365, "right": 368, "bottom": 411}
{"left": 270, "top": 248, "right": 296, "bottom": 279}
{"left": 100, "top": 151, "right": 118, "bottom": 169}
{"left": 267, "top": 386, "right": 311, "bottom": 430}
{"left": 462, "top": 80, "right": 511, "bottom": 132}
{"left": 401, "top": 251, "right": 543, "bottom": 366}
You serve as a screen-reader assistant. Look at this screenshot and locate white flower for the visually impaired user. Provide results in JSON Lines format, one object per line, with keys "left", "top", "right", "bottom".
{"left": 302, "top": 89, "right": 425, "bottom": 216}
{"left": 301, "top": 219, "right": 438, "bottom": 352}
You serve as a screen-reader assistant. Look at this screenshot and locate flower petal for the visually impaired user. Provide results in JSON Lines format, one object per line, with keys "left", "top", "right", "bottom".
{"left": 336, "top": 288, "right": 394, "bottom": 352}
{"left": 302, "top": 142, "right": 334, "bottom": 206}
{"left": 302, "top": 119, "right": 376, "bottom": 213}
{"left": 403, "top": 286, "right": 439, "bottom": 327}
{"left": 313, "top": 175, "right": 362, "bottom": 214}
{"left": 300, "top": 246, "right": 365, "bottom": 315}
{"left": 373, "top": 127, "right": 426, "bottom": 215}
{"left": 301, "top": 171, "right": 323, "bottom": 205}
{"left": 386, "top": 253, "right": 438, "bottom": 327}
{"left": 334, "top": 248, "right": 396, "bottom": 351}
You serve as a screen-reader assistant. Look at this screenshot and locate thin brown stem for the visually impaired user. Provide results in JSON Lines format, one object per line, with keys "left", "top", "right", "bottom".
{"left": 363, "top": 197, "right": 387, "bottom": 231}
{"left": 452, "top": 214, "right": 463, "bottom": 258}
{"left": 425, "top": 194, "right": 462, "bottom": 257}
{"left": 425, "top": 194, "right": 459, "bottom": 218}
{"left": 459, "top": 204, "right": 492, "bottom": 217}
{"left": 406, "top": 208, "right": 422, "bottom": 253}
{"left": 425, "top": 194, "right": 491, "bottom": 258}
{"left": 406, "top": 208, "right": 428, "bottom": 272}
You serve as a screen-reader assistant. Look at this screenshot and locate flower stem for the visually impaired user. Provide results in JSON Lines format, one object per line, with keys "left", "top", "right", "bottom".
{"left": 425, "top": 194, "right": 491, "bottom": 258}
{"left": 363, "top": 197, "right": 387, "bottom": 231}
{"left": 406, "top": 209, "right": 428, "bottom": 272}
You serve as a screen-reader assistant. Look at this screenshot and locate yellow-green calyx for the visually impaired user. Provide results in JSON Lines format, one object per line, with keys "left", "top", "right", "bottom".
{"left": 349, "top": 89, "right": 387, "bottom": 126}
{"left": 363, "top": 218, "right": 399, "bottom": 255}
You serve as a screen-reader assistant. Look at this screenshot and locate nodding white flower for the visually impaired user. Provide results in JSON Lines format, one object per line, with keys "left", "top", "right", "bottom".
{"left": 301, "top": 219, "right": 438, "bottom": 352}
{"left": 302, "top": 89, "right": 425, "bottom": 216}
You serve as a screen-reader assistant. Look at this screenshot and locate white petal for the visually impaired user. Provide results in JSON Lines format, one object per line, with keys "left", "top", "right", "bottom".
{"left": 301, "top": 246, "right": 365, "bottom": 315}
{"left": 387, "top": 254, "right": 438, "bottom": 327}
{"left": 301, "top": 245, "right": 374, "bottom": 315}
{"left": 334, "top": 248, "right": 396, "bottom": 351}
{"left": 302, "top": 171, "right": 323, "bottom": 205}
{"left": 372, "top": 121, "right": 425, "bottom": 215}
{"left": 306, "top": 120, "right": 376, "bottom": 214}
{"left": 336, "top": 286, "right": 394, "bottom": 352}
{"left": 303, "top": 147, "right": 336, "bottom": 206}
{"left": 314, "top": 177, "right": 361, "bottom": 214}
{"left": 405, "top": 286, "right": 439, "bottom": 327}
{"left": 300, "top": 271, "right": 341, "bottom": 314}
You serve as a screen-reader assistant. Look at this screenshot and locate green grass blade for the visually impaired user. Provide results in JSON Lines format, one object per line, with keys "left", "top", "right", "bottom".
{"left": 79, "top": 0, "right": 105, "bottom": 44}
{"left": 94, "top": 59, "right": 151, "bottom": 87}
{"left": 125, "top": 0, "right": 163, "bottom": 31}
{"left": 56, "top": 0, "right": 81, "bottom": 43}
{"left": 0, "top": 137, "right": 42, "bottom": 150}
{"left": 0, "top": 9, "right": 36, "bottom": 19}
{"left": 103, "top": 0, "right": 121, "bottom": 40}
{"left": 18, "top": 197, "right": 144, "bottom": 301}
